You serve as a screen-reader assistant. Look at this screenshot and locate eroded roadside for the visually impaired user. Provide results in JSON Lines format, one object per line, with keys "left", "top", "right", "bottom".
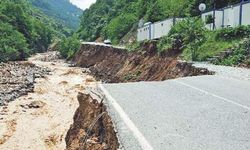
{"left": 0, "top": 41, "right": 218, "bottom": 150}
{"left": 0, "top": 52, "right": 111, "bottom": 150}
{"left": 65, "top": 92, "right": 119, "bottom": 150}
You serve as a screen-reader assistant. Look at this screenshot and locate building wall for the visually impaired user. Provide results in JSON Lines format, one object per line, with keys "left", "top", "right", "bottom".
{"left": 137, "top": 24, "right": 151, "bottom": 41}
{"left": 202, "top": 11, "right": 223, "bottom": 30}
{"left": 223, "top": 7, "right": 233, "bottom": 27}
{"left": 223, "top": 5, "right": 241, "bottom": 28}
{"left": 242, "top": 2, "right": 250, "bottom": 25}
{"left": 233, "top": 5, "right": 240, "bottom": 27}
{"left": 153, "top": 19, "right": 174, "bottom": 39}
{"left": 138, "top": 1, "right": 250, "bottom": 41}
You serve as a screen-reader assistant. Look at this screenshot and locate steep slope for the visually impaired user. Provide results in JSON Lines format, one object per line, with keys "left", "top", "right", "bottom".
{"left": 30, "top": 0, "right": 82, "bottom": 30}
{"left": 72, "top": 42, "right": 213, "bottom": 83}
{"left": 0, "top": 0, "right": 72, "bottom": 62}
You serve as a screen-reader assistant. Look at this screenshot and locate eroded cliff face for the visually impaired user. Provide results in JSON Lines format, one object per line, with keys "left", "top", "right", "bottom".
{"left": 65, "top": 92, "right": 119, "bottom": 150}
{"left": 72, "top": 42, "right": 213, "bottom": 83}
{"left": 67, "top": 42, "right": 214, "bottom": 150}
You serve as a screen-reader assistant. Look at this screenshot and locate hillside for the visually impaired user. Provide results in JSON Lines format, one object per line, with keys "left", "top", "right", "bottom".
{"left": 78, "top": 0, "right": 240, "bottom": 43}
{"left": 73, "top": 0, "right": 250, "bottom": 67}
{"left": 30, "top": 0, "right": 82, "bottom": 30}
{"left": 0, "top": 0, "right": 73, "bottom": 62}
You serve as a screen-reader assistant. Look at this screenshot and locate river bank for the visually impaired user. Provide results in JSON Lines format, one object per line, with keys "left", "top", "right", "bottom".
{"left": 0, "top": 52, "right": 100, "bottom": 149}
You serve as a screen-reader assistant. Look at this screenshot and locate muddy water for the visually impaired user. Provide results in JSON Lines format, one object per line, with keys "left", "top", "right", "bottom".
{"left": 0, "top": 53, "right": 97, "bottom": 150}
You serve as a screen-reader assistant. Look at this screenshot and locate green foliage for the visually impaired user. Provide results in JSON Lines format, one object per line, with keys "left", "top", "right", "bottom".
{"left": 193, "top": 26, "right": 250, "bottom": 62}
{"left": 205, "top": 14, "right": 214, "bottom": 24}
{"left": 165, "top": 18, "right": 206, "bottom": 60}
{"left": 29, "top": 0, "right": 82, "bottom": 30}
{"left": 126, "top": 41, "right": 141, "bottom": 52}
{"left": 103, "top": 13, "right": 137, "bottom": 44}
{"left": 215, "top": 25, "right": 250, "bottom": 40}
{"left": 215, "top": 38, "right": 250, "bottom": 66}
{"left": 30, "top": 20, "right": 52, "bottom": 52}
{"left": 195, "top": 31, "right": 234, "bottom": 61}
{"left": 79, "top": 0, "right": 193, "bottom": 42}
{"left": 59, "top": 34, "right": 81, "bottom": 59}
{"left": 146, "top": 0, "right": 190, "bottom": 22}
{"left": 0, "top": 0, "right": 70, "bottom": 62}
{"left": 0, "top": 22, "right": 29, "bottom": 62}
{"left": 78, "top": 0, "right": 241, "bottom": 43}
{"left": 157, "top": 34, "right": 183, "bottom": 53}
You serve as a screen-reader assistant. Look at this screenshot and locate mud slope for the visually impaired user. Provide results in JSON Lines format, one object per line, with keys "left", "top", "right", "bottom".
{"left": 73, "top": 42, "right": 213, "bottom": 83}
{"left": 65, "top": 92, "right": 119, "bottom": 150}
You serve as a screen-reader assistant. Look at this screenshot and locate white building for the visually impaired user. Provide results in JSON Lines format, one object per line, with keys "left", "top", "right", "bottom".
{"left": 137, "top": 22, "right": 153, "bottom": 41}
{"left": 137, "top": 18, "right": 182, "bottom": 41}
{"left": 153, "top": 18, "right": 175, "bottom": 39}
{"left": 201, "top": 10, "right": 223, "bottom": 30}
{"left": 137, "top": 1, "right": 250, "bottom": 41}
{"left": 202, "top": 1, "right": 250, "bottom": 30}
{"left": 242, "top": 2, "right": 250, "bottom": 25}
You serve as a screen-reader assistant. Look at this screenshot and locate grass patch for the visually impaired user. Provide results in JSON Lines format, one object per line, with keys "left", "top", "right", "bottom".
{"left": 195, "top": 29, "right": 246, "bottom": 61}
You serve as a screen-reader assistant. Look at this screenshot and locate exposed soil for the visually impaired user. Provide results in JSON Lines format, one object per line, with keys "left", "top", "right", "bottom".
{"left": 65, "top": 92, "right": 119, "bottom": 150}
{"left": 73, "top": 42, "right": 213, "bottom": 83}
{"left": 0, "top": 52, "right": 117, "bottom": 150}
{"left": 0, "top": 41, "right": 215, "bottom": 150}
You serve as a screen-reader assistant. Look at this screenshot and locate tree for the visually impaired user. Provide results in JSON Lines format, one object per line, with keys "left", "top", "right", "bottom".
{"left": 169, "top": 18, "right": 206, "bottom": 60}
{"left": 0, "top": 22, "right": 29, "bottom": 62}
{"left": 59, "top": 34, "right": 80, "bottom": 59}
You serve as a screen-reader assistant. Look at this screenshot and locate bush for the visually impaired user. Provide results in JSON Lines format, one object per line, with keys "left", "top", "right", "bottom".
{"left": 59, "top": 34, "right": 81, "bottom": 59}
{"left": 126, "top": 41, "right": 141, "bottom": 52}
{"left": 205, "top": 14, "right": 214, "bottom": 24}
{"left": 0, "top": 22, "right": 29, "bottom": 62}
{"left": 159, "top": 17, "right": 206, "bottom": 60}
{"left": 215, "top": 38, "right": 250, "bottom": 66}
{"left": 103, "top": 13, "right": 137, "bottom": 44}
{"left": 215, "top": 25, "right": 250, "bottom": 41}
{"left": 157, "top": 34, "right": 183, "bottom": 53}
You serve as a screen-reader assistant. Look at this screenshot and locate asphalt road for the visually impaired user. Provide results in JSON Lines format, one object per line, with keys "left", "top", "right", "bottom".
{"left": 99, "top": 75, "right": 250, "bottom": 150}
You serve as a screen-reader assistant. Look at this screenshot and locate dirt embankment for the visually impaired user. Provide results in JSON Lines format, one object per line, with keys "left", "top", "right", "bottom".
{"left": 65, "top": 92, "right": 119, "bottom": 150}
{"left": 0, "top": 62, "right": 50, "bottom": 106}
{"left": 72, "top": 42, "right": 213, "bottom": 83}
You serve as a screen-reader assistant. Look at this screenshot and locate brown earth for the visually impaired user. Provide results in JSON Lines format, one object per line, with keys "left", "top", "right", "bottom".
{"left": 0, "top": 52, "right": 120, "bottom": 150}
{"left": 65, "top": 93, "right": 119, "bottom": 150}
{"left": 72, "top": 42, "right": 213, "bottom": 83}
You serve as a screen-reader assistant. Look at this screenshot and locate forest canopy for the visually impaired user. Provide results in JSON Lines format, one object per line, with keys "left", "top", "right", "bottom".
{"left": 0, "top": 0, "right": 72, "bottom": 62}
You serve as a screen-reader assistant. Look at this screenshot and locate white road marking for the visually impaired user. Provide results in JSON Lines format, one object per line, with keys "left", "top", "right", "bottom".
{"left": 99, "top": 84, "right": 154, "bottom": 150}
{"left": 174, "top": 80, "right": 250, "bottom": 111}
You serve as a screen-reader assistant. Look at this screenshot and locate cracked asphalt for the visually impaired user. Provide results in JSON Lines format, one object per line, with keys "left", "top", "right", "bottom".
{"left": 100, "top": 70, "right": 250, "bottom": 150}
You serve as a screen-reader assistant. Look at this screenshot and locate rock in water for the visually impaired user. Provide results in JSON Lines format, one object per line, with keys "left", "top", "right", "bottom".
{"left": 0, "top": 62, "right": 50, "bottom": 105}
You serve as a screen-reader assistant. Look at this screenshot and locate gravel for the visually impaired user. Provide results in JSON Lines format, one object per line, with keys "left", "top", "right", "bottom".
{"left": 0, "top": 62, "right": 50, "bottom": 105}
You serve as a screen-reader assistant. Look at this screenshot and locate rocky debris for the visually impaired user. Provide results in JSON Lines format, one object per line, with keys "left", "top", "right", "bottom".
{"left": 32, "top": 51, "right": 61, "bottom": 62}
{"left": 65, "top": 92, "right": 119, "bottom": 150}
{"left": 72, "top": 42, "right": 213, "bottom": 83}
{"left": 28, "top": 101, "right": 46, "bottom": 109}
{"left": 48, "top": 41, "right": 60, "bottom": 52}
{"left": 0, "top": 62, "right": 50, "bottom": 105}
{"left": 20, "top": 101, "right": 46, "bottom": 109}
